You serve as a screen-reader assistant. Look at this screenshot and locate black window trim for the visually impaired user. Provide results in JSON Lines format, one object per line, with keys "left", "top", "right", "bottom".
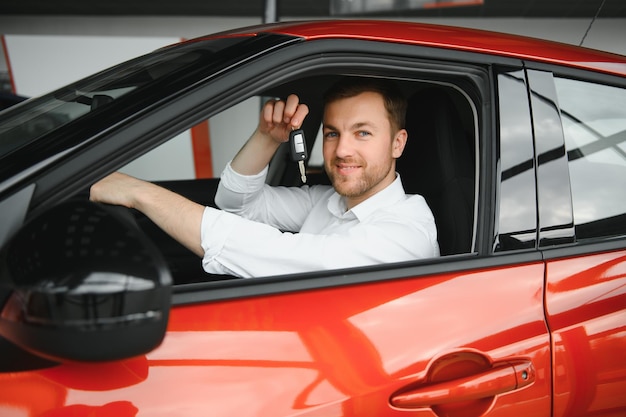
{"left": 173, "top": 251, "right": 544, "bottom": 305}
{"left": 492, "top": 65, "right": 538, "bottom": 253}
{"left": 525, "top": 68, "right": 576, "bottom": 248}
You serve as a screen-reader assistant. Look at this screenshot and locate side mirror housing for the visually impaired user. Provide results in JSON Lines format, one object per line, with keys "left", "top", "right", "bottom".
{"left": 0, "top": 200, "right": 172, "bottom": 362}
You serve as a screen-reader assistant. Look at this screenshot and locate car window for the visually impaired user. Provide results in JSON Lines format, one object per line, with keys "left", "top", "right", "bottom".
{"left": 0, "top": 36, "right": 251, "bottom": 160}
{"left": 554, "top": 77, "right": 626, "bottom": 240}
{"left": 116, "top": 72, "right": 480, "bottom": 283}
{"left": 121, "top": 97, "right": 259, "bottom": 181}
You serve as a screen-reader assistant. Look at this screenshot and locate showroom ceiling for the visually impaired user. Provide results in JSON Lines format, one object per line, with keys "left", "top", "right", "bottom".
{"left": 1, "top": 0, "right": 625, "bottom": 18}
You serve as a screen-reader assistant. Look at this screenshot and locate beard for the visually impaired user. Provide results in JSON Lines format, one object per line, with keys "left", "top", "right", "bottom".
{"left": 326, "top": 157, "right": 394, "bottom": 198}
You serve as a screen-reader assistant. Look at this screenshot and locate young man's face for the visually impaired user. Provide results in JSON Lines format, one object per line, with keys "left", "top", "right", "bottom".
{"left": 322, "top": 91, "right": 407, "bottom": 209}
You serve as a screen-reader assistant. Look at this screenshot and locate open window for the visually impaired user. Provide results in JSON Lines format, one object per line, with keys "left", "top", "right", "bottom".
{"left": 116, "top": 70, "right": 480, "bottom": 284}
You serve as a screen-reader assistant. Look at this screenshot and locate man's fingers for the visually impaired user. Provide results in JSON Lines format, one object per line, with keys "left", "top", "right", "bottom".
{"left": 262, "top": 99, "right": 275, "bottom": 126}
{"left": 284, "top": 95, "right": 309, "bottom": 129}
{"left": 284, "top": 94, "right": 300, "bottom": 123}
{"left": 260, "top": 95, "right": 308, "bottom": 139}
{"left": 291, "top": 103, "right": 309, "bottom": 129}
{"left": 272, "top": 99, "right": 285, "bottom": 125}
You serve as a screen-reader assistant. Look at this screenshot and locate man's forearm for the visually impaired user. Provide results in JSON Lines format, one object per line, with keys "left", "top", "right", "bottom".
{"left": 90, "top": 172, "right": 205, "bottom": 257}
{"left": 229, "top": 130, "right": 282, "bottom": 175}
{"left": 133, "top": 183, "right": 205, "bottom": 257}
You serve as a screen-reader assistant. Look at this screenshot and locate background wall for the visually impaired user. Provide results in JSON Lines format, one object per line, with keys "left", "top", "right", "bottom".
{"left": 1, "top": 15, "right": 624, "bottom": 180}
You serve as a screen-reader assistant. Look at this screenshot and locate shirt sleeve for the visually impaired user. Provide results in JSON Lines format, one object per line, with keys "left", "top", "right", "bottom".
{"left": 200, "top": 200, "right": 439, "bottom": 278}
{"left": 215, "top": 161, "right": 320, "bottom": 232}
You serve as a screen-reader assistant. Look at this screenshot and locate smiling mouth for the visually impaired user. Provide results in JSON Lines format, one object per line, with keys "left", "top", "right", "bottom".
{"left": 335, "top": 164, "right": 361, "bottom": 175}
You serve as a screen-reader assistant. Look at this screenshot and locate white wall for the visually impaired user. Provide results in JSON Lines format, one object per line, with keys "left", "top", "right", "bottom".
{"left": 3, "top": 33, "right": 200, "bottom": 180}
{"left": 5, "top": 35, "right": 177, "bottom": 96}
{"left": 1, "top": 15, "right": 624, "bottom": 180}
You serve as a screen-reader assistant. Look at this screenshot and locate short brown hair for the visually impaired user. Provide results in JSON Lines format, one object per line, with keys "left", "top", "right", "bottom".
{"left": 323, "top": 77, "right": 407, "bottom": 132}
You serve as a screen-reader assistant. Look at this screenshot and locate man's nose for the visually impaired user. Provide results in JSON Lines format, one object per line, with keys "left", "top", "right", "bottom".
{"left": 334, "top": 135, "right": 354, "bottom": 159}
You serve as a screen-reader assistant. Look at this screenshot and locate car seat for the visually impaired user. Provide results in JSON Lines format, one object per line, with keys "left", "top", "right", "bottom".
{"left": 397, "top": 87, "right": 475, "bottom": 255}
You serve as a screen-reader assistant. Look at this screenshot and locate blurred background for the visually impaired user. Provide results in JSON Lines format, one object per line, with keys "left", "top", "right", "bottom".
{"left": 1, "top": 0, "right": 624, "bottom": 180}
{"left": 3, "top": 0, "right": 625, "bottom": 97}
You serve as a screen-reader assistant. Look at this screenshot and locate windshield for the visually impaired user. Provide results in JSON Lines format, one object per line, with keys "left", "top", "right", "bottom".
{"left": 0, "top": 36, "right": 252, "bottom": 159}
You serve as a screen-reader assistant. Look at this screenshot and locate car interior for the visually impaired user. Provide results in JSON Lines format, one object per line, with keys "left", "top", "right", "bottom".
{"left": 135, "top": 74, "right": 478, "bottom": 284}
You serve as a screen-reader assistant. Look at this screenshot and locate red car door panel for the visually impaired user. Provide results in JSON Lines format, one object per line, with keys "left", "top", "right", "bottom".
{"left": 546, "top": 249, "right": 626, "bottom": 417}
{"left": 0, "top": 261, "right": 551, "bottom": 416}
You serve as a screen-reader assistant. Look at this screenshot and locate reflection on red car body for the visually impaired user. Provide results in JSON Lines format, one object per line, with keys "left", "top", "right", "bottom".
{"left": 0, "top": 263, "right": 552, "bottom": 416}
{"left": 547, "top": 250, "right": 626, "bottom": 417}
{"left": 0, "top": 357, "right": 147, "bottom": 417}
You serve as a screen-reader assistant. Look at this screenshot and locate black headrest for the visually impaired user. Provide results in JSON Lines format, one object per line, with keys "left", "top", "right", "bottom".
{"left": 398, "top": 87, "right": 473, "bottom": 195}
{"left": 398, "top": 87, "right": 475, "bottom": 255}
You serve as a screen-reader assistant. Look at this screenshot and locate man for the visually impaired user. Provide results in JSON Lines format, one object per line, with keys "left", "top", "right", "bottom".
{"left": 90, "top": 77, "right": 439, "bottom": 278}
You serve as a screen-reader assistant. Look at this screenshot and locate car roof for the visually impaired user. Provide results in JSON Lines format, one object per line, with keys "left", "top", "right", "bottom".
{"left": 206, "top": 20, "right": 626, "bottom": 78}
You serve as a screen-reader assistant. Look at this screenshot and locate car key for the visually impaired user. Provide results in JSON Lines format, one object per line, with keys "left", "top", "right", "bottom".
{"left": 289, "top": 128, "right": 308, "bottom": 183}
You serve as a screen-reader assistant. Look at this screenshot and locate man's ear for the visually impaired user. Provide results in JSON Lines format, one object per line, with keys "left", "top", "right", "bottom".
{"left": 392, "top": 129, "right": 408, "bottom": 158}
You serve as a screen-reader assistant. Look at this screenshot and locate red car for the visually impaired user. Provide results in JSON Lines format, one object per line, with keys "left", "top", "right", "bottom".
{"left": 0, "top": 20, "right": 625, "bottom": 416}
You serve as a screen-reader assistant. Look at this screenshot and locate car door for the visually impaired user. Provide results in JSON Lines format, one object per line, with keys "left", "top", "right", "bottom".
{"left": 0, "top": 263, "right": 550, "bottom": 417}
{"left": 0, "top": 38, "right": 554, "bottom": 416}
{"left": 529, "top": 69, "right": 626, "bottom": 417}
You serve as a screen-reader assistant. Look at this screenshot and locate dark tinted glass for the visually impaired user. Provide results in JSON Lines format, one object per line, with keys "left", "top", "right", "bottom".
{"left": 527, "top": 70, "right": 574, "bottom": 246}
{"left": 495, "top": 70, "right": 537, "bottom": 251}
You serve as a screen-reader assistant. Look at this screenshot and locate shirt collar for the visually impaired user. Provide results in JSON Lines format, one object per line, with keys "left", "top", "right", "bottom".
{"left": 327, "top": 174, "right": 407, "bottom": 221}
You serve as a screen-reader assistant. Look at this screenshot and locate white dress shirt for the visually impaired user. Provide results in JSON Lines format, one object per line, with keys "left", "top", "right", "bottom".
{"left": 201, "top": 162, "right": 439, "bottom": 278}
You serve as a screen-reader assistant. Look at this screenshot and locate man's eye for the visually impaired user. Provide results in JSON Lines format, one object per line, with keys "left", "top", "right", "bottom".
{"left": 324, "top": 131, "right": 338, "bottom": 140}
{"left": 357, "top": 131, "right": 371, "bottom": 138}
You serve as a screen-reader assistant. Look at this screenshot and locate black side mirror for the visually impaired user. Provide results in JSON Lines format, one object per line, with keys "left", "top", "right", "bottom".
{"left": 0, "top": 200, "right": 172, "bottom": 362}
